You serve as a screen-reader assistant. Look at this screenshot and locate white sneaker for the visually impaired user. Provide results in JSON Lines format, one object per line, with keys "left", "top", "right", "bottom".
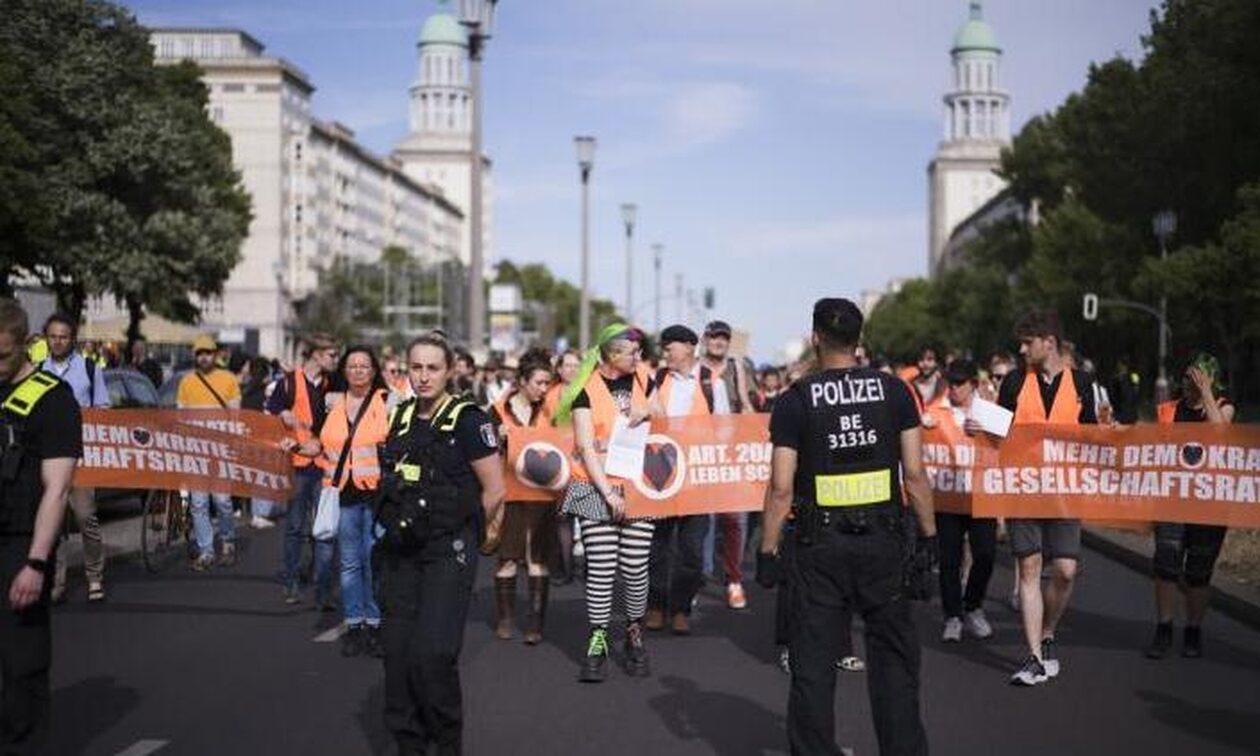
{"left": 251, "top": 516, "right": 275, "bottom": 529}
{"left": 964, "top": 609, "right": 993, "bottom": 639}
{"left": 942, "top": 617, "right": 963, "bottom": 642}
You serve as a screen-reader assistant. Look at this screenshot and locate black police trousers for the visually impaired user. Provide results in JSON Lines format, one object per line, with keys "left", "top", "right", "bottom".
{"left": 0, "top": 535, "right": 52, "bottom": 755}
{"left": 380, "top": 524, "right": 477, "bottom": 756}
{"left": 786, "top": 525, "right": 928, "bottom": 756}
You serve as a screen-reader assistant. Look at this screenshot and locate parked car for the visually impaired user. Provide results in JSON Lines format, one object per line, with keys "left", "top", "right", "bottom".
{"left": 158, "top": 369, "right": 189, "bottom": 409}
{"left": 103, "top": 368, "right": 160, "bottom": 409}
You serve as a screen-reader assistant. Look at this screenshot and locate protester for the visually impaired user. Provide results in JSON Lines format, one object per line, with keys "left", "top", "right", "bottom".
{"left": 755, "top": 366, "right": 784, "bottom": 413}
{"left": 487, "top": 348, "right": 556, "bottom": 644}
{"left": 544, "top": 349, "right": 583, "bottom": 585}
{"left": 177, "top": 335, "right": 242, "bottom": 570}
{"left": 555, "top": 324, "right": 655, "bottom": 682}
{"left": 127, "top": 338, "right": 165, "bottom": 391}
{"left": 910, "top": 345, "right": 946, "bottom": 409}
{"left": 39, "top": 313, "right": 111, "bottom": 603}
{"left": 1146, "top": 354, "right": 1235, "bottom": 659}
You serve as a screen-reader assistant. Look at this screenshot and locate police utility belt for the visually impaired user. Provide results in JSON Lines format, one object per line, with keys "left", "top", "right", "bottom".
{"left": 794, "top": 467, "right": 900, "bottom": 539}
{"left": 374, "top": 395, "right": 479, "bottom": 552}
{"left": 0, "top": 372, "right": 59, "bottom": 536}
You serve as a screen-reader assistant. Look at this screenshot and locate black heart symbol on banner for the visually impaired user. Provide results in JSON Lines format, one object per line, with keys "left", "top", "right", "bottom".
{"left": 643, "top": 443, "right": 678, "bottom": 492}
{"left": 523, "top": 448, "right": 563, "bottom": 487}
{"left": 132, "top": 428, "right": 152, "bottom": 447}
{"left": 1181, "top": 443, "right": 1205, "bottom": 468}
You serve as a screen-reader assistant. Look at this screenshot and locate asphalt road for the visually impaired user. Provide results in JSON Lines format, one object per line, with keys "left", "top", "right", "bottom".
{"left": 46, "top": 519, "right": 1260, "bottom": 756}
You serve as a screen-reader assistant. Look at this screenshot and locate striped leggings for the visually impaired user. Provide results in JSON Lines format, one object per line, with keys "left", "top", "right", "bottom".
{"left": 580, "top": 519, "right": 656, "bottom": 627}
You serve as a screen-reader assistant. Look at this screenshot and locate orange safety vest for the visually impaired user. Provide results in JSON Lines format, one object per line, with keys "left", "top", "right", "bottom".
{"left": 319, "top": 389, "right": 390, "bottom": 491}
{"left": 493, "top": 390, "right": 552, "bottom": 430}
{"left": 654, "top": 366, "right": 713, "bottom": 417}
{"left": 541, "top": 382, "right": 566, "bottom": 423}
{"left": 570, "top": 368, "right": 650, "bottom": 483}
{"left": 926, "top": 402, "right": 966, "bottom": 445}
{"left": 1156, "top": 400, "right": 1178, "bottom": 425}
{"left": 1013, "top": 369, "right": 1080, "bottom": 425}
{"left": 904, "top": 377, "right": 926, "bottom": 415}
{"left": 290, "top": 370, "right": 319, "bottom": 468}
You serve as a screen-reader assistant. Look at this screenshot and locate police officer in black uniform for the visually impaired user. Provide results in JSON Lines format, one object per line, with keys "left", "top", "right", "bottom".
{"left": 375, "top": 334, "right": 505, "bottom": 756}
{"left": 0, "top": 299, "right": 81, "bottom": 754}
{"left": 758, "top": 298, "right": 935, "bottom": 756}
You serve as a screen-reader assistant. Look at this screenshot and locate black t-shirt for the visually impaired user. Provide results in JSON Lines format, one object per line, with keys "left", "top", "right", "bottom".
{"left": 571, "top": 374, "right": 636, "bottom": 414}
{"left": 400, "top": 403, "right": 499, "bottom": 490}
{"left": 997, "top": 367, "right": 1098, "bottom": 424}
{"left": 771, "top": 367, "right": 920, "bottom": 504}
{"left": 0, "top": 373, "right": 83, "bottom": 461}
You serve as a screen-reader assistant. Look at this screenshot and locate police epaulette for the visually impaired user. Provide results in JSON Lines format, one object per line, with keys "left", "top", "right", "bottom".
{"left": 2, "top": 371, "right": 59, "bottom": 418}
{"left": 390, "top": 394, "right": 474, "bottom": 436}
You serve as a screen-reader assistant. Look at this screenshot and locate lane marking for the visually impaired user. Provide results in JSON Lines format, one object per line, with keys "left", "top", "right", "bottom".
{"left": 114, "top": 740, "right": 169, "bottom": 756}
{"left": 312, "top": 623, "right": 346, "bottom": 642}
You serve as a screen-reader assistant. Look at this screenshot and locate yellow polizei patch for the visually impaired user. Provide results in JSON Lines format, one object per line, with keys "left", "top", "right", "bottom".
{"left": 815, "top": 470, "right": 891, "bottom": 507}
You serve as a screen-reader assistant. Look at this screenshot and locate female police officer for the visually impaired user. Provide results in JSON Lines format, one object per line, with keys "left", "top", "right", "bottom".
{"left": 375, "top": 333, "right": 505, "bottom": 756}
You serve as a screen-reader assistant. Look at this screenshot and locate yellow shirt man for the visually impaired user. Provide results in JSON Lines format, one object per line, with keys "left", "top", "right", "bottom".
{"left": 177, "top": 368, "right": 241, "bottom": 409}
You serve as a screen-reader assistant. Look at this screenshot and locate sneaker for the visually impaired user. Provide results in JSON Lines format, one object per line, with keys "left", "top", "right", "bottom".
{"left": 964, "top": 609, "right": 993, "bottom": 639}
{"left": 365, "top": 625, "right": 385, "bottom": 658}
{"left": 251, "top": 515, "right": 275, "bottom": 529}
{"left": 341, "top": 624, "right": 364, "bottom": 658}
{"left": 579, "top": 628, "right": 610, "bottom": 683}
{"left": 1182, "top": 626, "right": 1203, "bottom": 658}
{"left": 1010, "top": 655, "right": 1048, "bottom": 686}
{"left": 217, "top": 543, "right": 237, "bottom": 568}
{"left": 1145, "top": 622, "right": 1173, "bottom": 659}
{"left": 777, "top": 647, "right": 791, "bottom": 675}
{"left": 727, "top": 582, "right": 748, "bottom": 610}
{"left": 191, "top": 553, "right": 215, "bottom": 572}
{"left": 1040, "top": 637, "right": 1060, "bottom": 678}
{"left": 942, "top": 617, "right": 963, "bottom": 643}
{"left": 836, "top": 656, "right": 866, "bottom": 673}
{"left": 624, "top": 620, "right": 651, "bottom": 677}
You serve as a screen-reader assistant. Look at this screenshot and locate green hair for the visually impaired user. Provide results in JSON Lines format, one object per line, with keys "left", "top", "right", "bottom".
{"left": 553, "top": 323, "right": 640, "bottom": 425}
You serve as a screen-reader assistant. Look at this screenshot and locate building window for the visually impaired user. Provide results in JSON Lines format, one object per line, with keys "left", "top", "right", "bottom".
{"left": 222, "top": 83, "right": 245, "bottom": 93}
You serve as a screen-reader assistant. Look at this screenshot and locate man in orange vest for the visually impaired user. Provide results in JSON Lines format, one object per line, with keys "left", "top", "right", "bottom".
{"left": 995, "top": 311, "right": 1100, "bottom": 686}
{"left": 644, "top": 325, "right": 715, "bottom": 634}
{"left": 269, "top": 333, "right": 339, "bottom": 607}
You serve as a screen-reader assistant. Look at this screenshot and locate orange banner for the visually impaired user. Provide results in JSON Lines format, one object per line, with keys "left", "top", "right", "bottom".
{"left": 504, "top": 415, "right": 771, "bottom": 518}
{"left": 76, "top": 409, "right": 293, "bottom": 499}
{"left": 972, "top": 423, "right": 1260, "bottom": 527}
{"left": 920, "top": 424, "right": 999, "bottom": 515}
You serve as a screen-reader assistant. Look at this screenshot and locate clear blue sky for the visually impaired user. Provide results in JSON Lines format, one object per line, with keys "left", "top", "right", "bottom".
{"left": 129, "top": 0, "right": 1157, "bottom": 361}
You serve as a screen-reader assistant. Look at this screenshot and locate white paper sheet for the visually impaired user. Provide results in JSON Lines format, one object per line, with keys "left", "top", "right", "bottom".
{"left": 967, "top": 397, "right": 1014, "bottom": 438}
{"left": 604, "top": 415, "right": 650, "bottom": 479}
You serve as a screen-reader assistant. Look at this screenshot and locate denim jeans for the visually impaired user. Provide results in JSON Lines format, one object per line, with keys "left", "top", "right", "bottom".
{"left": 338, "top": 503, "right": 381, "bottom": 626}
{"left": 190, "top": 491, "right": 235, "bottom": 558}
{"left": 283, "top": 467, "right": 335, "bottom": 603}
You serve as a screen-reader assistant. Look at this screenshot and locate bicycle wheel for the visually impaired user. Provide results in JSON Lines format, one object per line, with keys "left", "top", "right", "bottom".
{"left": 141, "top": 489, "right": 181, "bottom": 573}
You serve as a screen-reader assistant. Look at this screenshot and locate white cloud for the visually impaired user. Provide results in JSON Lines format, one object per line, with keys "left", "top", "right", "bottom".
{"left": 662, "top": 82, "right": 758, "bottom": 148}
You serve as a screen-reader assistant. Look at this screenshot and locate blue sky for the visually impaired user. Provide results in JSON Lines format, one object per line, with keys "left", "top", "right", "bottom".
{"left": 129, "top": 0, "right": 1158, "bottom": 361}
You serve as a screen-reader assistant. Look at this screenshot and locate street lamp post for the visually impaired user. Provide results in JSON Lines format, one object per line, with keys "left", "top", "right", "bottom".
{"left": 458, "top": 0, "right": 498, "bottom": 352}
{"left": 652, "top": 243, "right": 663, "bottom": 334}
{"left": 620, "top": 203, "right": 637, "bottom": 322}
{"left": 575, "top": 136, "right": 596, "bottom": 350}
{"left": 1152, "top": 209, "right": 1177, "bottom": 402}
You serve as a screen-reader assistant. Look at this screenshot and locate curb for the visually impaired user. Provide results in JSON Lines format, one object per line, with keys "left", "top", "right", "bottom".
{"left": 1083, "top": 526, "right": 1260, "bottom": 632}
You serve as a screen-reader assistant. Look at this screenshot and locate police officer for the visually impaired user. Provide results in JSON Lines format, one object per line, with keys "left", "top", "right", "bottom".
{"left": 0, "top": 299, "right": 82, "bottom": 754}
{"left": 375, "top": 334, "right": 504, "bottom": 756}
{"left": 758, "top": 298, "right": 935, "bottom": 756}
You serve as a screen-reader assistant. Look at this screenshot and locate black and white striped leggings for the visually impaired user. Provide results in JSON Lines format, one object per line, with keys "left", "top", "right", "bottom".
{"left": 579, "top": 519, "right": 656, "bottom": 627}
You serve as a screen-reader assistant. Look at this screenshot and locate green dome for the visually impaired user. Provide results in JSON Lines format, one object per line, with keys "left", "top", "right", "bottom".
{"left": 420, "top": 14, "right": 467, "bottom": 47}
{"left": 952, "top": 2, "right": 1000, "bottom": 53}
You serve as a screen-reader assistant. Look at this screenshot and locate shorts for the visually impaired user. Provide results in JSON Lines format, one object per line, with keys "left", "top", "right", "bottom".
{"left": 1009, "top": 518, "right": 1081, "bottom": 560}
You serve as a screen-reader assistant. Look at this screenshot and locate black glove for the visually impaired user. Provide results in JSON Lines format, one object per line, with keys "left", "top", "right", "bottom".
{"left": 756, "top": 550, "right": 780, "bottom": 589}
{"left": 904, "top": 534, "right": 939, "bottom": 601}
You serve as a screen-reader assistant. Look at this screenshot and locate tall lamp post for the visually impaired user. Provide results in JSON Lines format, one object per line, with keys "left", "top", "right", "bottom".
{"left": 620, "top": 203, "right": 637, "bottom": 321}
{"left": 575, "top": 136, "right": 596, "bottom": 349}
{"left": 652, "top": 242, "right": 663, "bottom": 334}
{"left": 1152, "top": 209, "right": 1177, "bottom": 402}
{"left": 458, "top": 0, "right": 498, "bottom": 351}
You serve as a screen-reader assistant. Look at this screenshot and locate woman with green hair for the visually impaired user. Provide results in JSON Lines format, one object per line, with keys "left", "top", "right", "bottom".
{"left": 555, "top": 323, "right": 656, "bottom": 683}
{"left": 1147, "top": 353, "right": 1235, "bottom": 660}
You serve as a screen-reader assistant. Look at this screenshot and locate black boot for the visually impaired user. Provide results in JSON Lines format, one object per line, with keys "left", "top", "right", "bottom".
{"left": 495, "top": 575, "right": 516, "bottom": 640}
{"left": 341, "top": 624, "right": 364, "bottom": 658}
{"left": 624, "top": 619, "right": 651, "bottom": 677}
{"left": 579, "top": 627, "right": 610, "bottom": 683}
{"left": 364, "top": 624, "right": 384, "bottom": 658}
{"left": 1183, "top": 625, "right": 1203, "bottom": 658}
{"left": 1145, "top": 621, "right": 1173, "bottom": 659}
{"left": 525, "top": 576, "right": 549, "bottom": 645}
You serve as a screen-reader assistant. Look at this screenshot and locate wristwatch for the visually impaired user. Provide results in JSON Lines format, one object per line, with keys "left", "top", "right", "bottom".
{"left": 25, "top": 557, "right": 50, "bottom": 575}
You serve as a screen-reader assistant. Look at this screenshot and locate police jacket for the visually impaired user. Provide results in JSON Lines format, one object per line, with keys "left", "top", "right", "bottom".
{"left": 769, "top": 367, "right": 920, "bottom": 513}
{"left": 0, "top": 370, "right": 82, "bottom": 536}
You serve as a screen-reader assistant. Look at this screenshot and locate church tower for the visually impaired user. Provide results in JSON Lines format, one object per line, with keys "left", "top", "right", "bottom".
{"left": 393, "top": 6, "right": 493, "bottom": 268}
{"left": 927, "top": 2, "right": 1011, "bottom": 275}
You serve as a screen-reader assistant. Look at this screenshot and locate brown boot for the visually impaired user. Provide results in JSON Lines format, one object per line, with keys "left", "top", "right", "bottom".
{"left": 494, "top": 575, "right": 516, "bottom": 640}
{"left": 671, "top": 612, "right": 691, "bottom": 635}
{"left": 644, "top": 608, "right": 666, "bottom": 631}
{"left": 524, "top": 575, "right": 549, "bottom": 645}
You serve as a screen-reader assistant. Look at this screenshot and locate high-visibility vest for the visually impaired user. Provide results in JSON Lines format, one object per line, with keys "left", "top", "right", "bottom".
{"left": 289, "top": 371, "right": 320, "bottom": 469}
{"left": 653, "top": 365, "right": 714, "bottom": 417}
{"left": 493, "top": 390, "right": 551, "bottom": 430}
{"left": 319, "top": 389, "right": 389, "bottom": 491}
{"left": 1013, "top": 369, "right": 1080, "bottom": 425}
{"left": 570, "top": 369, "right": 650, "bottom": 483}
{"left": 926, "top": 402, "right": 966, "bottom": 446}
{"left": 1157, "top": 400, "right": 1177, "bottom": 425}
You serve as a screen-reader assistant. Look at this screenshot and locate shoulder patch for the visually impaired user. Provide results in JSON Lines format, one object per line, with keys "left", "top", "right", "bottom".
{"left": 479, "top": 422, "right": 498, "bottom": 448}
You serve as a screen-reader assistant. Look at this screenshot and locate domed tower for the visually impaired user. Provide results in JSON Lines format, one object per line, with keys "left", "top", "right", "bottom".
{"left": 927, "top": 2, "right": 1011, "bottom": 275}
{"left": 394, "top": 5, "right": 493, "bottom": 269}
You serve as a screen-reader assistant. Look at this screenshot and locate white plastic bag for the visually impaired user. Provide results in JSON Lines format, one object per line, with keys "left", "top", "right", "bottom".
{"left": 312, "top": 486, "right": 341, "bottom": 541}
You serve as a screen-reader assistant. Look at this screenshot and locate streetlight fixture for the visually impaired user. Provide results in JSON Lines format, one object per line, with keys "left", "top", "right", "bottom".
{"left": 575, "top": 135, "right": 596, "bottom": 349}
{"left": 620, "top": 203, "right": 637, "bottom": 321}
{"left": 1152, "top": 209, "right": 1177, "bottom": 402}
{"left": 652, "top": 243, "right": 663, "bottom": 334}
{"left": 458, "top": 0, "right": 499, "bottom": 351}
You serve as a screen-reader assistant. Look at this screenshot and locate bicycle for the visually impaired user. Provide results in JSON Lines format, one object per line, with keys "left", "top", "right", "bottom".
{"left": 140, "top": 488, "right": 196, "bottom": 573}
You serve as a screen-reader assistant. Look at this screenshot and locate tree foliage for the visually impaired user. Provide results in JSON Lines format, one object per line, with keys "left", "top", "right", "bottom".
{"left": 493, "top": 260, "right": 618, "bottom": 348}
